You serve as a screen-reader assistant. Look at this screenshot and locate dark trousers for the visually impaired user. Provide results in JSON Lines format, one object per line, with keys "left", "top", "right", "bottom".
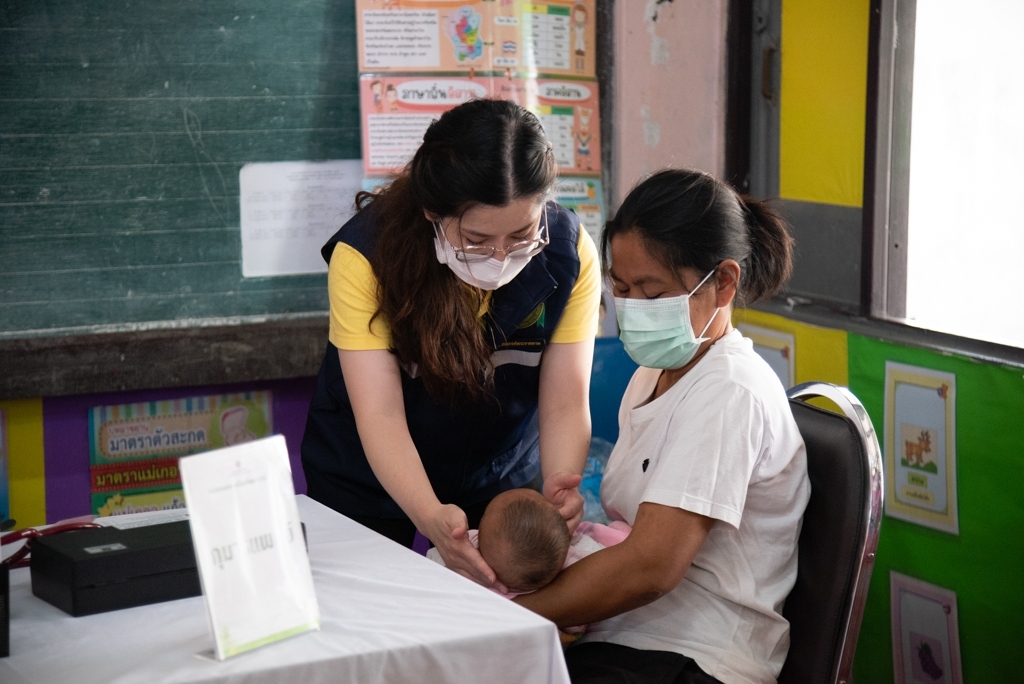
{"left": 565, "top": 642, "right": 724, "bottom": 684}
{"left": 349, "top": 498, "right": 492, "bottom": 548}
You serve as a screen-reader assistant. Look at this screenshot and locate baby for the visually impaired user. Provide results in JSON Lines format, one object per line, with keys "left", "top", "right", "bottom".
{"left": 427, "top": 488, "right": 631, "bottom": 596}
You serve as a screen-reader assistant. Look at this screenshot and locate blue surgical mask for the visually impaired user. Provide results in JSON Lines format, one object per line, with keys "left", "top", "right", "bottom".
{"left": 614, "top": 269, "right": 721, "bottom": 369}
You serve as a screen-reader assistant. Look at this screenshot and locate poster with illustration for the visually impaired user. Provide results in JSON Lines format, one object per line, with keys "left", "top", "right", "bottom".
{"left": 359, "top": 75, "right": 490, "bottom": 175}
{"left": 360, "top": 74, "right": 600, "bottom": 176}
{"left": 88, "top": 392, "right": 273, "bottom": 515}
{"left": 884, "top": 362, "right": 958, "bottom": 534}
{"left": 554, "top": 177, "right": 604, "bottom": 243}
{"left": 737, "top": 324, "right": 795, "bottom": 389}
{"left": 499, "top": 76, "right": 601, "bottom": 176}
{"left": 356, "top": 0, "right": 596, "bottom": 77}
{"left": 891, "top": 572, "right": 963, "bottom": 684}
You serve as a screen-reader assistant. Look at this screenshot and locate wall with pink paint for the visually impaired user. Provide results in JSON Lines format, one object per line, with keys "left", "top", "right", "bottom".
{"left": 613, "top": 0, "right": 728, "bottom": 204}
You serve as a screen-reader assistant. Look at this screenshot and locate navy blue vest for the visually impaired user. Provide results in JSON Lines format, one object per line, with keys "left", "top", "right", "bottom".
{"left": 301, "top": 201, "right": 582, "bottom": 518}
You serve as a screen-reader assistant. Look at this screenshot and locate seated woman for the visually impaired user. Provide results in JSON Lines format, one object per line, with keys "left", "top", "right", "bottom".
{"left": 516, "top": 169, "right": 810, "bottom": 684}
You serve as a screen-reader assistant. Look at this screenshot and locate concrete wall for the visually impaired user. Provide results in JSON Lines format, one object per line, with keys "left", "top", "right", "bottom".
{"left": 612, "top": 0, "right": 728, "bottom": 205}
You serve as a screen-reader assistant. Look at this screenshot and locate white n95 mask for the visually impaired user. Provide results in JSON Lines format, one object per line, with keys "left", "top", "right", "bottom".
{"left": 614, "top": 269, "right": 721, "bottom": 369}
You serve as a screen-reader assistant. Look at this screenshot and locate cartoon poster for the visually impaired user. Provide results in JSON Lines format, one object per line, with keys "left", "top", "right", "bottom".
{"left": 554, "top": 177, "right": 604, "bottom": 244}
{"left": 356, "top": 0, "right": 596, "bottom": 78}
{"left": 884, "top": 362, "right": 958, "bottom": 534}
{"left": 738, "top": 324, "right": 796, "bottom": 389}
{"left": 891, "top": 572, "right": 963, "bottom": 684}
{"left": 360, "top": 74, "right": 600, "bottom": 177}
{"left": 88, "top": 392, "right": 274, "bottom": 516}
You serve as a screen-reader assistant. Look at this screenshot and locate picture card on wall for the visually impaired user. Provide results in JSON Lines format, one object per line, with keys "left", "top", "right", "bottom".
{"left": 891, "top": 571, "right": 962, "bottom": 684}
{"left": 737, "top": 324, "right": 796, "bottom": 389}
{"left": 883, "top": 362, "right": 958, "bottom": 534}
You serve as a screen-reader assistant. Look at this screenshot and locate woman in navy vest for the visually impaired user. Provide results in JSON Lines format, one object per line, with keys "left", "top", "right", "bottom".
{"left": 301, "top": 99, "right": 602, "bottom": 591}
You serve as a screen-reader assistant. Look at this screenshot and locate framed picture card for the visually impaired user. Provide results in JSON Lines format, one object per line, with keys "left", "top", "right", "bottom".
{"left": 883, "top": 362, "right": 958, "bottom": 534}
{"left": 738, "top": 324, "right": 795, "bottom": 389}
{"left": 891, "top": 572, "right": 963, "bottom": 684}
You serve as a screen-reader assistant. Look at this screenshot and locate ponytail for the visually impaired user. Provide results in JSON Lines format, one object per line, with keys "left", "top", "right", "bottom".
{"left": 603, "top": 169, "right": 794, "bottom": 306}
{"left": 737, "top": 196, "right": 793, "bottom": 304}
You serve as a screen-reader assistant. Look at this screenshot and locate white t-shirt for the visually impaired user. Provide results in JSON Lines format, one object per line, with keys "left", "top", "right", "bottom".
{"left": 582, "top": 329, "right": 810, "bottom": 684}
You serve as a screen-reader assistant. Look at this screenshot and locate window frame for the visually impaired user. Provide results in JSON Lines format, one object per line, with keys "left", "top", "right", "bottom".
{"left": 724, "top": 0, "right": 1024, "bottom": 367}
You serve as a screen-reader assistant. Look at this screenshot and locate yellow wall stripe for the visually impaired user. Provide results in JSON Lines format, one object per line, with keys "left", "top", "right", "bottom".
{"left": 0, "top": 398, "right": 47, "bottom": 528}
{"left": 779, "top": 0, "right": 870, "bottom": 207}
{"left": 734, "top": 308, "right": 849, "bottom": 386}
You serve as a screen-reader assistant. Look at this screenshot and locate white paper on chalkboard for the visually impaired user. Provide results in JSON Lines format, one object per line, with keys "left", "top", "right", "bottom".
{"left": 240, "top": 160, "right": 364, "bottom": 277}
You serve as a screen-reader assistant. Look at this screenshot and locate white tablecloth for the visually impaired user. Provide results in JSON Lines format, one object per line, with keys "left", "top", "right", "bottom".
{"left": 1, "top": 496, "right": 571, "bottom": 684}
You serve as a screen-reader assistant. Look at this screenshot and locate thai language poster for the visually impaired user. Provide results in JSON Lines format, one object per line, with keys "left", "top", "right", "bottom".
{"left": 88, "top": 392, "right": 274, "bottom": 516}
{"left": 553, "top": 177, "right": 604, "bottom": 244}
{"left": 357, "top": 0, "right": 596, "bottom": 78}
{"left": 359, "top": 74, "right": 600, "bottom": 177}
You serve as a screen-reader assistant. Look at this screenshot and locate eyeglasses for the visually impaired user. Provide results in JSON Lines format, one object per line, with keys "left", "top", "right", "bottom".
{"left": 436, "top": 205, "right": 550, "bottom": 263}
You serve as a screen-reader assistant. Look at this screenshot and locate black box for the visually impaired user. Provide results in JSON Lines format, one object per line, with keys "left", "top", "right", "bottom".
{"left": 30, "top": 521, "right": 201, "bottom": 617}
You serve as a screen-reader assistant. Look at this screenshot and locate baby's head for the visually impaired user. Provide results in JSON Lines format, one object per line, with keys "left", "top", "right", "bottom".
{"left": 478, "top": 489, "right": 571, "bottom": 593}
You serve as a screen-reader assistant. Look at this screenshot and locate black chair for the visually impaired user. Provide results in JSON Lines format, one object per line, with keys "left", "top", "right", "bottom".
{"left": 778, "top": 383, "right": 883, "bottom": 684}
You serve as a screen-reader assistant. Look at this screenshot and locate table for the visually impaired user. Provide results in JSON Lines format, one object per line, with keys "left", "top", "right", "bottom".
{"left": 1, "top": 496, "right": 571, "bottom": 684}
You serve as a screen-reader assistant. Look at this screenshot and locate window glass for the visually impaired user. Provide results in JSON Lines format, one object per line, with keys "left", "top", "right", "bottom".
{"left": 906, "top": 0, "right": 1024, "bottom": 348}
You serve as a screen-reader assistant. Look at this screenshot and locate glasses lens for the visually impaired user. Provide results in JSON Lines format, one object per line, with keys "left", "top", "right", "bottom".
{"left": 455, "top": 249, "right": 493, "bottom": 263}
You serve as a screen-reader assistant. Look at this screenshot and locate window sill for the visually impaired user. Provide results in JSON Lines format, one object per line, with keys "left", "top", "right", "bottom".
{"left": 753, "top": 297, "right": 1024, "bottom": 370}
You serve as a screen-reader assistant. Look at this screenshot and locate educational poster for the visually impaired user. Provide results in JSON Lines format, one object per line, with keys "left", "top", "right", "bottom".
{"left": 884, "top": 362, "right": 958, "bottom": 534}
{"left": 360, "top": 75, "right": 489, "bottom": 175}
{"left": 554, "top": 177, "right": 604, "bottom": 244}
{"left": 88, "top": 392, "right": 273, "bottom": 516}
{"left": 738, "top": 324, "right": 796, "bottom": 389}
{"left": 356, "top": 0, "right": 596, "bottom": 78}
{"left": 359, "top": 74, "right": 601, "bottom": 176}
{"left": 891, "top": 572, "right": 963, "bottom": 684}
{"left": 239, "top": 161, "right": 364, "bottom": 278}
{"left": 0, "top": 409, "right": 8, "bottom": 523}
{"left": 498, "top": 77, "right": 601, "bottom": 175}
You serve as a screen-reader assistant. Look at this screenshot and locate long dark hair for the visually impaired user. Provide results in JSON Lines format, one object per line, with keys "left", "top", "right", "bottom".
{"left": 601, "top": 169, "right": 794, "bottom": 304}
{"left": 356, "top": 99, "right": 557, "bottom": 403}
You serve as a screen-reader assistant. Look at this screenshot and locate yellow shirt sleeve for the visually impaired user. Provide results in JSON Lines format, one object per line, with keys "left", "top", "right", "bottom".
{"left": 327, "top": 244, "right": 392, "bottom": 350}
{"left": 550, "top": 229, "right": 602, "bottom": 343}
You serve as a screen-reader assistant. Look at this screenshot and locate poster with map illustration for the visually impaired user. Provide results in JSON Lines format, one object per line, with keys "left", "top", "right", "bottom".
{"left": 357, "top": 0, "right": 596, "bottom": 77}
{"left": 884, "top": 362, "right": 958, "bottom": 534}
{"left": 359, "top": 74, "right": 600, "bottom": 176}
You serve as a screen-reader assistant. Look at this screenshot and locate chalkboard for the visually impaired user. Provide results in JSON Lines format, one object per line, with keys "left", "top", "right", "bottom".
{"left": 0, "top": 0, "right": 360, "bottom": 337}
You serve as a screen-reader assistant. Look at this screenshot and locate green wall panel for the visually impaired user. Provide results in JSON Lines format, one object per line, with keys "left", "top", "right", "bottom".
{"left": 848, "top": 333, "right": 1024, "bottom": 683}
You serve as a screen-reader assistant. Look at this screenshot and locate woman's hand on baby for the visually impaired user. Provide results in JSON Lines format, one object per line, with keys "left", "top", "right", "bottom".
{"left": 544, "top": 471, "right": 585, "bottom": 533}
{"left": 424, "top": 503, "right": 508, "bottom": 594}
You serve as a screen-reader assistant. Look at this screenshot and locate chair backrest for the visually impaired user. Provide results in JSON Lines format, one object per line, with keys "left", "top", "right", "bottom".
{"left": 778, "top": 383, "right": 883, "bottom": 684}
